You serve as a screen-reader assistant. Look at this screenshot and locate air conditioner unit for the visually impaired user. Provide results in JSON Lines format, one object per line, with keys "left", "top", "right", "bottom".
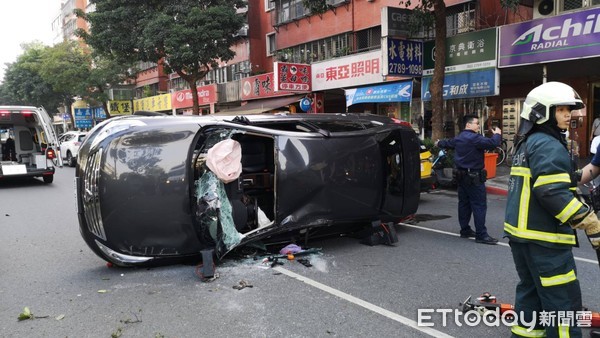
{"left": 533, "top": 0, "right": 556, "bottom": 19}
{"left": 326, "top": 0, "right": 348, "bottom": 6}
{"left": 235, "top": 24, "right": 248, "bottom": 37}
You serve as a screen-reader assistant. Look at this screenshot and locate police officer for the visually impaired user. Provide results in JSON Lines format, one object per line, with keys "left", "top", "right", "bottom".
{"left": 436, "top": 113, "right": 501, "bottom": 244}
{"left": 505, "top": 82, "right": 600, "bottom": 337}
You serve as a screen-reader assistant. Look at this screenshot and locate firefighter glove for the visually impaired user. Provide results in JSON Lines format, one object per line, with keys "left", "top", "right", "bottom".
{"left": 571, "top": 210, "right": 600, "bottom": 250}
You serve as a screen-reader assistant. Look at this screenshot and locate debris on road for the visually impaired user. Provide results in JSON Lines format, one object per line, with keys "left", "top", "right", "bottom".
{"left": 232, "top": 280, "right": 253, "bottom": 290}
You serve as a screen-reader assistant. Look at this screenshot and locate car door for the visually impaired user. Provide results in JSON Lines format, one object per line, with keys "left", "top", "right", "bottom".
{"left": 59, "top": 134, "right": 73, "bottom": 158}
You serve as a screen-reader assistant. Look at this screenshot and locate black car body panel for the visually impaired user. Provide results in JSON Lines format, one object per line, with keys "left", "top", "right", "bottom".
{"left": 76, "top": 113, "right": 420, "bottom": 266}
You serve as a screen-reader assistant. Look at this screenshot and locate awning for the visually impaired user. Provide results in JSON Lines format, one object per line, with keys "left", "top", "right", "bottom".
{"left": 216, "top": 95, "right": 305, "bottom": 115}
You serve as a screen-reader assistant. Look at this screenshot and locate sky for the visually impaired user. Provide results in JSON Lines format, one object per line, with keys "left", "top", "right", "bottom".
{"left": 0, "top": 0, "right": 62, "bottom": 82}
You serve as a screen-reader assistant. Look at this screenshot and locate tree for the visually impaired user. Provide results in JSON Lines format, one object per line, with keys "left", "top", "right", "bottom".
{"left": 38, "top": 41, "right": 136, "bottom": 120}
{"left": 0, "top": 43, "right": 67, "bottom": 114}
{"left": 400, "top": 0, "right": 446, "bottom": 141}
{"left": 77, "top": 0, "right": 246, "bottom": 115}
{"left": 401, "top": 0, "right": 520, "bottom": 141}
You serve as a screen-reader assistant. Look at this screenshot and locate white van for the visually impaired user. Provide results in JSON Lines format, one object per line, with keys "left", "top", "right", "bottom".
{"left": 0, "top": 106, "right": 62, "bottom": 183}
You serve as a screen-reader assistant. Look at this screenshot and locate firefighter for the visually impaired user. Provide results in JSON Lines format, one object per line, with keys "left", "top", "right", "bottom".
{"left": 505, "top": 82, "right": 600, "bottom": 337}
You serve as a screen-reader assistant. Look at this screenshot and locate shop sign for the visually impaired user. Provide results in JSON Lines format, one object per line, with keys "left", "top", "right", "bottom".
{"left": 423, "top": 28, "right": 497, "bottom": 75}
{"left": 421, "top": 68, "right": 499, "bottom": 101}
{"left": 382, "top": 7, "right": 423, "bottom": 38}
{"left": 498, "top": 7, "right": 600, "bottom": 67}
{"left": 74, "top": 108, "right": 93, "bottom": 129}
{"left": 384, "top": 38, "right": 423, "bottom": 77}
{"left": 133, "top": 94, "right": 172, "bottom": 112}
{"left": 241, "top": 73, "right": 291, "bottom": 100}
{"left": 92, "top": 107, "right": 106, "bottom": 120}
{"left": 108, "top": 100, "right": 133, "bottom": 115}
{"left": 274, "top": 62, "right": 311, "bottom": 92}
{"left": 312, "top": 50, "right": 383, "bottom": 91}
{"left": 345, "top": 80, "right": 413, "bottom": 106}
{"left": 171, "top": 84, "right": 217, "bottom": 109}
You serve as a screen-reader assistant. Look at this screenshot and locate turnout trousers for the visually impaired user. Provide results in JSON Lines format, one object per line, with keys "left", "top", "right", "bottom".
{"left": 509, "top": 241, "right": 582, "bottom": 338}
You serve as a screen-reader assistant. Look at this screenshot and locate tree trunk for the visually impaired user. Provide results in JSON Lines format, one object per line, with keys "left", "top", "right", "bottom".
{"left": 177, "top": 68, "right": 208, "bottom": 116}
{"left": 430, "top": 0, "right": 447, "bottom": 141}
{"left": 188, "top": 77, "right": 200, "bottom": 115}
{"left": 102, "top": 101, "right": 111, "bottom": 119}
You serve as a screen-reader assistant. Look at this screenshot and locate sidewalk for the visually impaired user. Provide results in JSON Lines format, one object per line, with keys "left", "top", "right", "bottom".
{"left": 485, "top": 155, "right": 594, "bottom": 196}
{"left": 486, "top": 164, "right": 510, "bottom": 196}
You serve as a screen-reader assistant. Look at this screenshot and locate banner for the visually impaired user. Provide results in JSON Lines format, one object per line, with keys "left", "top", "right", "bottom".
{"left": 345, "top": 81, "right": 412, "bottom": 106}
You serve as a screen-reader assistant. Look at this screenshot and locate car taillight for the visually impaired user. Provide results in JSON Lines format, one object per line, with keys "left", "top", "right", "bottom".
{"left": 74, "top": 141, "right": 81, "bottom": 146}
{"left": 391, "top": 118, "right": 412, "bottom": 128}
{"left": 46, "top": 148, "right": 56, "bottom": 159}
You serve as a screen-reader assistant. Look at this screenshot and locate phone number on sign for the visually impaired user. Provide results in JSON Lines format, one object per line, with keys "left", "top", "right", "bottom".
{"left": 388, "top": 63, "right": 422, "bottom": 76}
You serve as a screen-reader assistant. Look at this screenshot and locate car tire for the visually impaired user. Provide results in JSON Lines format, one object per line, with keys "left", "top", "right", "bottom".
{"left": 67, "top": 151, "right": 75, "bottom": 167}
{"left": 43, "top": 175, "right": 54, "bottom": 184}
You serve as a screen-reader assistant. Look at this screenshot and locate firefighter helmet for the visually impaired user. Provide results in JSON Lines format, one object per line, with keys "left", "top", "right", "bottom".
{"left": 517, "top": 82, "right": 584, "bottom": 136}
{"left": 520, "top": 82, "right": 584, "bottom": 124}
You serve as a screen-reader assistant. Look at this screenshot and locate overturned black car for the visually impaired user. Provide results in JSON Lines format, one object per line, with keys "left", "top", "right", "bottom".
{"left": 75, "top": 113, "right": 420, "bottom": 267}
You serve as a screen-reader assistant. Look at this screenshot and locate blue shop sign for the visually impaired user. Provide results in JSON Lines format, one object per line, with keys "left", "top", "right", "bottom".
{"left": 93, "top": 107, "right": 106, "bottom": 120}
{"left": 386, "top": 38, "right": 423, "bottom": 77}
{"left": 74, "top": 108, "right": 93, "bottom": 129}
{"left": 421, "top": 68, "right": 499, "bottom": 101}
{"left": 345, "top": 81, "right": 412, "bottom": 106}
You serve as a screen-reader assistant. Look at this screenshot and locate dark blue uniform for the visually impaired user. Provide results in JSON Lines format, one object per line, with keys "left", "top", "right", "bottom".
{"left": 438, "top": 130, "right": 500, "bottom": 240}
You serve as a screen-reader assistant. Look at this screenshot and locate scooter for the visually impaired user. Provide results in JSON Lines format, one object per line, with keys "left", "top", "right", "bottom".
{"left": 432, "top": 148, "right": 456, "bottom": 188}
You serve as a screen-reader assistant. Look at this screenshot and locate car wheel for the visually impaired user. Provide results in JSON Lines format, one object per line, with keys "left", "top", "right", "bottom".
{"left": 67, "top": 151, "right": 75, "bottom": 167}
{"left": 43, "top": 175, "right": 54, "bottom": 184}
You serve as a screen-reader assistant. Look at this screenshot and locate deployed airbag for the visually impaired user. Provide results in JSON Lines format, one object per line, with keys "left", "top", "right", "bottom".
{"left": 206, "top": 139, "right": 242, "bottom": 183}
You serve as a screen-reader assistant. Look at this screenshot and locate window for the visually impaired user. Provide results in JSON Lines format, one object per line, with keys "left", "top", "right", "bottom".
{"left": 273, "top": 0, "right": 309, "bottom": 25}
{"left": 561, "top": 0, "right": 583, "bottom": 11}
{"left": 267, "top": 33, "right": 276, "bottom": 56}
{"left": 446, "top": 2, "right": 475, "bottom": 36}
{"left": 355, "top": 27, "right": 381, "bottom": 54}
{"left": 265, "top": 0, "right": 274, "bottom": 11}
{"left": 274, "top": 33, "right": 355, "bottom": 63}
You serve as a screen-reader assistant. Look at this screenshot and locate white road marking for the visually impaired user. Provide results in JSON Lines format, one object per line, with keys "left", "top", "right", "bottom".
{"left": 273, "top": 266, "right": 454, "bottom": 338}
{"left": 400, "top": 223, "right": 599, "bottom": 265}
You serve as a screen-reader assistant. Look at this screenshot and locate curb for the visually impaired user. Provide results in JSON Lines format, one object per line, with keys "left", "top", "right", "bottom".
{"left": 486, "top": 184, "right": 508, "bottom": 196}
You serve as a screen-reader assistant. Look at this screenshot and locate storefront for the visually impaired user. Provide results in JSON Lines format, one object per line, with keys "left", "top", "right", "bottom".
{"left": 498, "top": 7, "right": 600, "bottom": 155}
{"left": 218, "top": 73, "right": 303, "bottom": 114}
{"left": 421, "top": 28, "right": 499, "bottom": 139}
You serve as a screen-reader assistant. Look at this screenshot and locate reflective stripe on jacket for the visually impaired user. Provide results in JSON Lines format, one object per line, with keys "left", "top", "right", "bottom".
{"left": 504, "top": 132, "right": 582, "bottom": 249}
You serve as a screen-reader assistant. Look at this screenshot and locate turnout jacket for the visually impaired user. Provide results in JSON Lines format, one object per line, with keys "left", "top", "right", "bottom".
{"left": 504, "top": 131, "right": 585, "bottom": 249}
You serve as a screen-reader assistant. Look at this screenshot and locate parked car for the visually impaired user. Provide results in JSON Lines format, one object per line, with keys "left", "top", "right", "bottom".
{"left": 0, "top": 106, "right": 61, "bottom": 183}
{"left": 58, "top": 131, "right": 87, "bottom": 167}
{"left": 75, "top": 113, "right": 420, "bottom": 267}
